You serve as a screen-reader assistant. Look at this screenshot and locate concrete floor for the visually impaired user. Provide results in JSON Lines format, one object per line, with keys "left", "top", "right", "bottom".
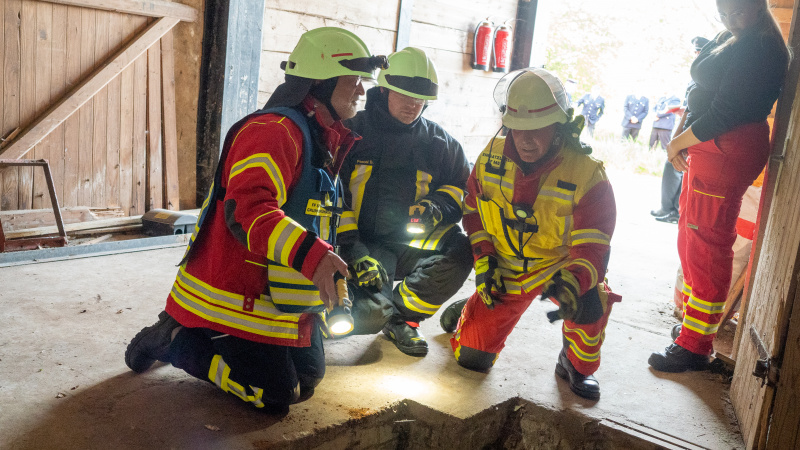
{"left": 0, "top": 170, "right": 743, "bottom": 449}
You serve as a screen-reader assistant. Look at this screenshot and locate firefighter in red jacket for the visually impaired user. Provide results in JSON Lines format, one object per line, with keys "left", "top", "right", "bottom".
{"left": 123, "top": 27, "right": 387, "bottom": 414}
{"left": 440, "top": 69, "right": 621, "bottom": 400}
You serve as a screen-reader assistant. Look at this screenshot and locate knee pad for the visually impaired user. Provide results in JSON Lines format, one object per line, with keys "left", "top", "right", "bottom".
{"left": 456, "top": 345, "right": 497, "bottom": 371}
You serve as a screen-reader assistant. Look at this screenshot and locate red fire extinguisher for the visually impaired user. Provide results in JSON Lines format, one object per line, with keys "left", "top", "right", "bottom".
{"left": 472, "top": 18, "right": 494, "bottom": 71}
{"left": 493, "top": 21, "right": 512, "bottom": 73}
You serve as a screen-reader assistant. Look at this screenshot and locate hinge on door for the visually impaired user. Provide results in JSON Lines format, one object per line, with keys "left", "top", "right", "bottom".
{"left": 749, "top": 325, "right": 780, "bottom": 387}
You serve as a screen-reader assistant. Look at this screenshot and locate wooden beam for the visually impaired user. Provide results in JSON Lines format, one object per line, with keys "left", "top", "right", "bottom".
{"left": 161, "top": 30, "right": 180, "bottom": 210}
{"left": 0, "top": 16, "right": 180, "bottom": 161}
{"left": 510, "top": 0, "right": 538, "bottom": 71}
{"left": 4, "top": 215, "right": 142, "bottom": 239}
{"left": 38, "top": 0, "right": 197, "bottom": 22}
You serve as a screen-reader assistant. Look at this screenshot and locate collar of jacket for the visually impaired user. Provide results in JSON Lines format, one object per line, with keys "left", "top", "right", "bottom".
{"left": 302, "top": 96, "right": 358, "bottom": 175}
{"left": 364, "top": 86, "right": 426, "bottom": 131}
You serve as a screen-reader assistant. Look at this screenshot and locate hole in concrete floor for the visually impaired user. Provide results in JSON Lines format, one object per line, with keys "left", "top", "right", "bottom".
{"left": 256, "top": 398, "right": 706, "bottom": 450}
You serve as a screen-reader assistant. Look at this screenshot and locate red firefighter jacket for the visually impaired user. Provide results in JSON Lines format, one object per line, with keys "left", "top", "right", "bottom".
{"left": 165, "top": 99, "right": 355, "bottom": 347}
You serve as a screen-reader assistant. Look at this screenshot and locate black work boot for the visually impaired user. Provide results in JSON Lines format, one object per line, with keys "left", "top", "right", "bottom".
{"left": 125, "top": 311, "right": 181, "bottom": 373}
{"left": 671, "top": 323, "right": 682, "bottom": 342}
{"left": 555, "top": 349, "right": 600, "bottom": 400}
{"left": 440, "top": 298, "right": 468, "bottom": 333}
{"left": 382, "top": 317, "right": 428, "bottom": 356}
{"left": 648, "top": 343, "right": 709, "bottom": 373}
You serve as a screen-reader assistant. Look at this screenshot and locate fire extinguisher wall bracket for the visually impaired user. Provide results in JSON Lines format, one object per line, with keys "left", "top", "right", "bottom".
{"left": 472, "top": 19, "right": 494, "bottom": 71}
{"left": 493, "top": 22, "right": 512, "bottom": 73}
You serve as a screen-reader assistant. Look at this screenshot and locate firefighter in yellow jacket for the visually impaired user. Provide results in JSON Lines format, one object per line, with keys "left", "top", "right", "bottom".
{"left": 440, "top": 69, "right": 621, "bottom": 400}
{"left": 123, "top": 28, "right": 387, "bottom": 414}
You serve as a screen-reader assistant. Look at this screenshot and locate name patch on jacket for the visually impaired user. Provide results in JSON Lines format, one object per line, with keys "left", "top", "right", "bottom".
{"left": 305, "top": 199, "right": 333, "bottom": 217}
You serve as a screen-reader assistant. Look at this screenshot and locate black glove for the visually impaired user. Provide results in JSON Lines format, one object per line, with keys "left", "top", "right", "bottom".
{"left": 541, "top": 269, "right": 580, "bottom": 322}
{"left": 475, "top": 255, "right": 505, "bottom": 310}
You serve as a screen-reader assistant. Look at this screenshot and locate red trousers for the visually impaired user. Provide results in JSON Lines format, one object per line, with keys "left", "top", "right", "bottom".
{"left": 451, "top": 285, "right": 617, "bottom": 376}
{"left": 676, "top": 122, "right": 770, "bottom": 355}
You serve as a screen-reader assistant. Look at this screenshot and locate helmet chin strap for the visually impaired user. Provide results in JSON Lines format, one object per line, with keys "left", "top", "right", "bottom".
{"left": 310, "top": 77, "right": 341, "bottom": 122}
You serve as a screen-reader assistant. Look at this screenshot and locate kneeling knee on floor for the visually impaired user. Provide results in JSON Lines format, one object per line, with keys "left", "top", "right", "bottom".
{"left": 456, "top": 346, "right": 497, "bottom": 371}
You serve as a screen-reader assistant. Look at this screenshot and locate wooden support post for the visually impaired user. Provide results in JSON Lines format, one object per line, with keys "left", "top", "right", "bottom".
{"left": 161, "top": 30, "right": 180, "bottom": 210}
{"left": 510, "top": 0, "right": 538, "bottom": 71}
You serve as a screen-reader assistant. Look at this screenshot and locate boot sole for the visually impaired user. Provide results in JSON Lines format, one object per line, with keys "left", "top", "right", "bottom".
{"left": 647, "top": 353, "right": 709, "bottom": 373}
{"left": 124, "top": 328, "right": 157, "bottom": 373}
{"left": 555, "top": 362, "right": 600, "bottom": 400}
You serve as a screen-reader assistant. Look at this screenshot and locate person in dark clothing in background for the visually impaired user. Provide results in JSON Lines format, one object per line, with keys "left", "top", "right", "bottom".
{"left": 651, "top": 37, "right": 709, "bottom": 224}
{"left": 649, "top": 0, "right": 789, "bottom": 373}
{"left": 339, "top": 47, "right": 472, "bottom": 357}
{"left": 649, "top": 93, "right": 684, "bottom": 223}
{"left": 576, "top": 86, "right": 605, "bottom": 137}
{"left": 621, "top": 94, "right": 649, "bottom": 141}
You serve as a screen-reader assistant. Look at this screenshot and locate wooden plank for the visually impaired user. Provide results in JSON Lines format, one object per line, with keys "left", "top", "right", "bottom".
{"left": 263, "top": 0, "right": 397, "bottom": 31}
{"left": 160, "top": 30, "right": 179, "bottom": 210}
{"left": 731, "top": 1, "right": 800, "bottom": 446}
{"left": 50, "top": 3, "right": 67, "bottom": 205}
{"left": 408, "top": 21, "right": 469, "bottom": 54}
{"left": 4, "top": 214, "right": 142, "bottom": 239}
{"left": 412, "top": 0, "right": 517, "bottom": 33}
{"left": 32, "top": 1, "right": 54, "bottom": 210}
{"left": 18, "top": 0, "right": 37, "bottom": 210}
{"left": 118, "top": 14, "right": 135, "bottom": 216}
{"left": 2, "top": 0, "right": 22, "bottom": 210}
{"left": 91, "top": 11, "right": 109, "bottom": 207}
{"left": 146, "top": 43, "right": 163, "bottom": 211}
{"left": 77, "top": 7, "right": 95, "bottom": 206}
{"left": 62, "top": 5, "right": 81, "bottom": 207}
{"left": 767, "top": 276, "right": 800, "bottom": 448}
{"left": 105, "top": 12, "right": 123, "bottom": 208}
{"left": 0, "top": 206, "right": 98, "bottom": 230}
{"left": 36, "top": 0, "right": 197, "bottom": 22}
{"left": 0, "top": 0, "right": 4, "bottom": 213}
{"left": 260, "top": 8, "right": 396, "bottom": 55}
{"left": 0, "top": 0, "right": 4, "bottom": 152}
{"left": 0, "top": 16, "right": 180, "bottom": 161}
{"left": 132, "top": 48, "right": 147, "bottom": 215}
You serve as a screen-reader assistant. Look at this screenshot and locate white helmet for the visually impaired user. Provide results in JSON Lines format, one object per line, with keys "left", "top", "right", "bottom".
{"left": 493, "top": 68, "right": 570, "bottom": 130}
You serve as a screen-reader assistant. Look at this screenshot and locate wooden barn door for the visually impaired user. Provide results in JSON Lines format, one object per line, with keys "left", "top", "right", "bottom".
{"left": 729, "top": 1, "right": 800, "bottom": 448}
{"left": 0, "top": 0, "right": 195, "bottom": 215}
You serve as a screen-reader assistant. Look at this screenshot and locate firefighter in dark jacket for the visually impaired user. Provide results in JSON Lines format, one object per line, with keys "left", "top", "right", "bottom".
{"left": 621, "top": 94, "right": 649, "bottom": 141}
{"left": 124, "top": 27, "right": 387, "bottom": 414}
{"left": 339, "top": 47, "right": 472, "bottom": 356}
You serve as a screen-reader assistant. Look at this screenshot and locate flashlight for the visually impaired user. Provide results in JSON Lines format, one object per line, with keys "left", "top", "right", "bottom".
{"left": 407, "top": 204, "right": 428, "bottom": 234}
{"left": 327, "top": 272, "right": 354, "bottom": 336}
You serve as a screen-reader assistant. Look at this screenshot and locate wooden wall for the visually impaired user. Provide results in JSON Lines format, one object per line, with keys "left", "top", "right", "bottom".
{"left": 0, "top": 1, "right": 152, "bottom": 214}
{"left": 258, "top": 0, "right": 519, "bottom": 162}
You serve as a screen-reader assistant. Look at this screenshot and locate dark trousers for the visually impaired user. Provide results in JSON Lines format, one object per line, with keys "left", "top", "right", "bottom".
{"left": 586, "top": 122, "right": 596, "bottom": 137}
{"left": 659, "top": 159, "right": 683, "bottom": 215}
{"left": 169, "top": 324, "right": 325, "bottom": 409}
{"left": 649, "top": 128, "right": 672, "bottom": 150}
{"left": 350, "top": 230, "right": 472, "bottom": 334}
{"left": 622, "top": 127, "right": 640, "bottom": 141}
